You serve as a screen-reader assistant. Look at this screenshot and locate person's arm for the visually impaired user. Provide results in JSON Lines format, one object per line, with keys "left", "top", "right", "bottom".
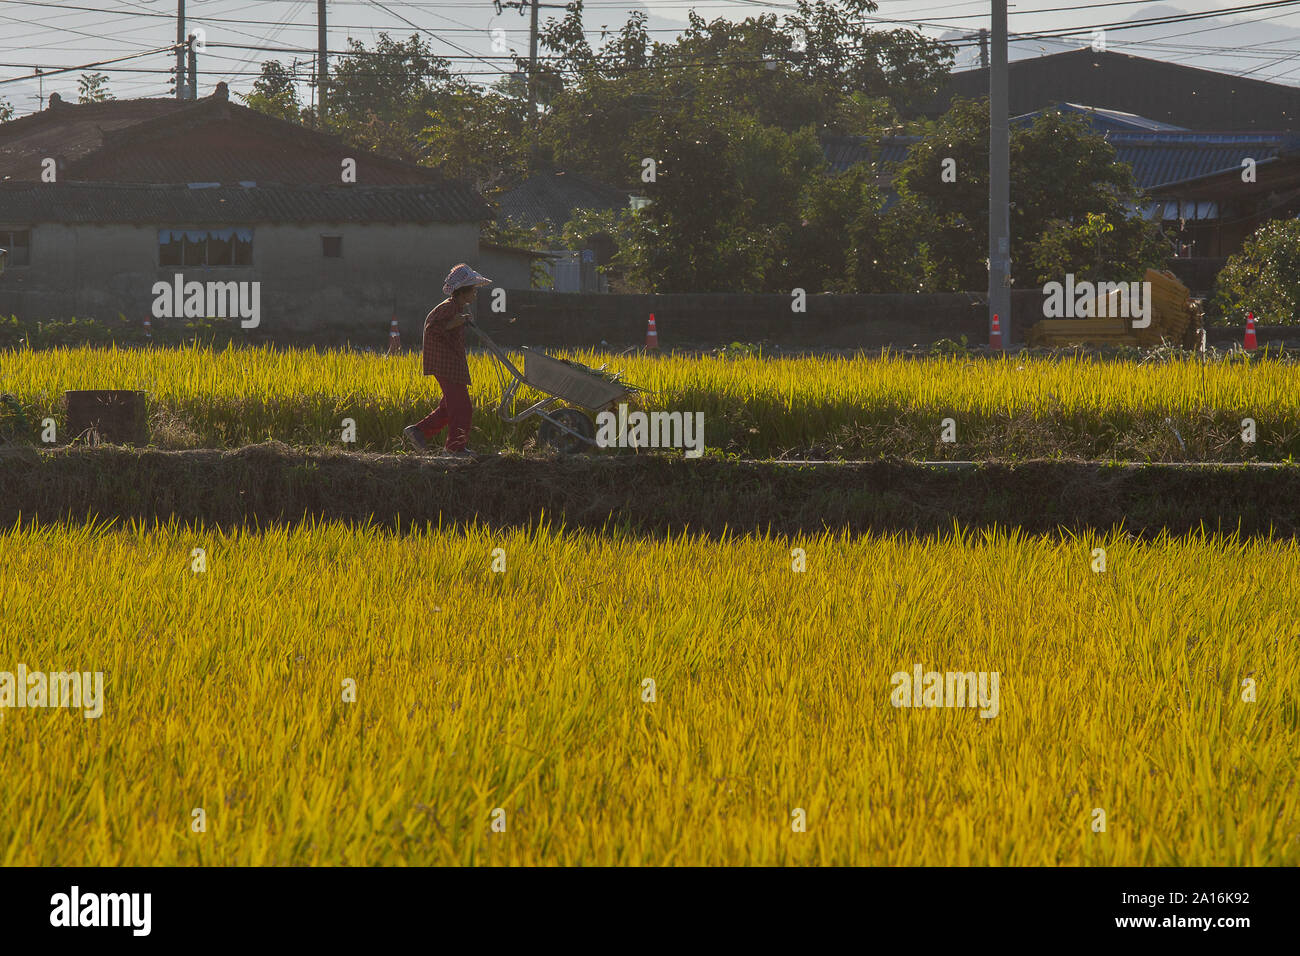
{"left": 425, "top": 300, "right": 464, "bottom": 333}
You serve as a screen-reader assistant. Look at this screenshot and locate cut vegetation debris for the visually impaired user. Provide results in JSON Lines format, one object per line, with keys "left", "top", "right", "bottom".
{"left": 555, "top": 356, "right": 642, "bottom": 391}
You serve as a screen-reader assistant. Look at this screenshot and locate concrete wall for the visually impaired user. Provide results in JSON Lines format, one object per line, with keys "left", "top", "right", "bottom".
{"left": 0, "top": 220, "right": 515, "bottom": 343}
{"left": 475, "top": 247, "right": 534, "bottom": 299}
{"left": 472, "top": 290, "right": 1045, "bottom": 350}
{"left": 4, "top": 232, "right": 1172, "bottom": 350}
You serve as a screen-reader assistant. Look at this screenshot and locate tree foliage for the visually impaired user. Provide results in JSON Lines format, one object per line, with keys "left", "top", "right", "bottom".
{"left": 419, "top": 84, "right": 529, "bottom": 193}
{"left": 1213, "top": 218, "right": 1300, "bottom": 325}
{"left": 890, "top": 99, "right": 1165, "bottom": 291}
{"left": 532, "top": 0, "right": 952, "bottom": 188}
{"left": 325, "top": 33, "right": 461, "bottom": 162}
{"left": 237, "top": 61, "right": 302, "bottom": 122}
{"left": 77, "top": 72, "right": 113, "bottom": 104}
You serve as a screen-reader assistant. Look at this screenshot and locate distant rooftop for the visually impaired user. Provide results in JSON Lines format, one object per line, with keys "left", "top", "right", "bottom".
{"left": 0, "top": 93, "right": 190, "bottom": 179}
{"left": 1107, "top": 130, "right": 1300, "bottom": 189}
{"left": 925, "top": 49, "right": 1300, "bottom": 131}
{"left": 1011, "top": 102, "right": 1188, "bottom": 133}
{"left": 0, "top": 181, "right": 492, "bottom": 224}
{"left": 820, "top": 135, "right": 921, "bottom": 174}
{"left": 0, "top": 85, "right": 454, "bottom": 186}
{"left": 821, "top": 107, "right": 1300, "bottom": 192}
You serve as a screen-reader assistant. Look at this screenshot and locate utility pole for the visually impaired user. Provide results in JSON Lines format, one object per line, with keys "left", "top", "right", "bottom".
{"left": 979, "top": 28, "right": 989, "bottom": 69}
{"left": 187, "top": 33, "right": 198, "bottom": 99}
{"left": 318, "top": 0, "right": 328, "bottom": 125}
{"left": 528, "top": 0, "right": 539, "bottom": 125}
{"left": 176, "top": 0, "right": 186, "bottom": 100}
{"left": 497, "top": 0, "right": 564, "bottom": 154}
{"left": 988, "top": 1, "right": 1011, "bottom": 350}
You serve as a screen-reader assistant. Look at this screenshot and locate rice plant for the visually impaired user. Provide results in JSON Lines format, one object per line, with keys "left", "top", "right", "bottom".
{"left": 2, "top": 345, "right": 1296, "bottom": 459}
{"left": 1, "top": 520, "right": 1294, "bottom": 865}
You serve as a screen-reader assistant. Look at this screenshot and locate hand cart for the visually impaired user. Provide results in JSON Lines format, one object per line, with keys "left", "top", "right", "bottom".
{"left": 470, "top": 321, "right": 638, "bottom": 454}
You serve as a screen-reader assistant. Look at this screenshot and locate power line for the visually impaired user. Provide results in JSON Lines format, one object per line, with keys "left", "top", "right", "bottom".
{"left": 1, "top": 0, "right": 1297, "bottom": 53}
{"left": 944, "top": 0, "right": 1300, "bottom": 47}
{"left": 360, "top": 0, "right": 510, "bottom": 73}
{"left": 7, "top": 0, "right": 1300, "bottom": 101}
{"left": 0, "top": 43, "right": 174, "bottom": 86}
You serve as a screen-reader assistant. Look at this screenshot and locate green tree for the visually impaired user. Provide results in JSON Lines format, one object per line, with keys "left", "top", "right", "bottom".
{"left": 790, "top": 162, "right": 895, "bottom": 293}
{"left": 1027, "top": 210, "right": 1163, "bottom": 286}
{"left": 77, "top": 72, "right": 112, "bottom": 103}
{"left": 1213, "top": 218, "right": 1300, "bottom": 325}
{"left": 616, "top": 105, "right": 828, "bottom": 292}
{"left": 325, "top": 33, "right": 462, "bottom": 161}
{"left": 420, "top": 85, "right": 529, "bottom": 192}
{"left": 889, "top": 99, "right": 1165, "bottom": 291}
{"left": 781, "top": 0, "right": 953, "bottom": 112}
{"left": 533, "top": 1, "right": 952, "bottom": 187}
{"left": 530, "top": 5, "right": 661, "bottom": 184}
{"left": 0, "top": 97, "right": 14, "bottom": 123}
{"left": 237, "top": 61, "right": 302, "bottom": 122}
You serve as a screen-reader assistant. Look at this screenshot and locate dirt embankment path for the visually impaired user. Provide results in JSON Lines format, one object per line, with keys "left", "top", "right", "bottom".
{"left": 1, "top": 443, "right": 1296, "bottom": 538}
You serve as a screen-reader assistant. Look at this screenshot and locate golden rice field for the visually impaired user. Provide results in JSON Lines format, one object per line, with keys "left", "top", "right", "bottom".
{"left": 1, "top": 519, "right": 1295, "bottom": 866}
{"left": 2, "top": 344, "right": 1299, "bottom": 458}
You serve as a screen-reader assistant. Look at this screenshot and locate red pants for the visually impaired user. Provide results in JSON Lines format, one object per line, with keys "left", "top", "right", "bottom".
{"left": 415, "top": 377, "right": 472, "bottom": 450}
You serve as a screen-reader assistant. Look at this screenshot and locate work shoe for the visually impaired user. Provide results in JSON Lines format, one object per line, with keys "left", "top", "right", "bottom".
{"left": 402, "top": 425, "right": 429, "bottom": 452}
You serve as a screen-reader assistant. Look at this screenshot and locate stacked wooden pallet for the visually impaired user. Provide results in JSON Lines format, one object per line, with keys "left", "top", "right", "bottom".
{"left": 1026, "top": 318, "right": 1137, "bottom": 347}
{"left": 1026, "top": 270, "right": 1202, "bottom": 349}
{"left": 1136, "top": 269, "right": 1202, "bottom": 348}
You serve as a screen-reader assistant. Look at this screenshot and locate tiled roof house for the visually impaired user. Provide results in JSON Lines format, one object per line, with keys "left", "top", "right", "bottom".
{"left": 0, "top": 84, "right": 534, "bottom": 337}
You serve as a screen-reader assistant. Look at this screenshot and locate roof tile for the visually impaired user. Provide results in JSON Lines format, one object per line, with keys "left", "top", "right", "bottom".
{"left": 0, "top": 181, "right": 492, "bottom": 223}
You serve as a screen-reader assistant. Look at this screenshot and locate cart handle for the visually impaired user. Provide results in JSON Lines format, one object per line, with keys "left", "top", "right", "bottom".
{"left": 468, "top": 321, "right": 524, "bottom": 381}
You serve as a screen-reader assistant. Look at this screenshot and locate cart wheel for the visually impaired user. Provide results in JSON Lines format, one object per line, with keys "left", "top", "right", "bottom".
{"left": 538, "top": 407, "right": 595, "bottom": 454}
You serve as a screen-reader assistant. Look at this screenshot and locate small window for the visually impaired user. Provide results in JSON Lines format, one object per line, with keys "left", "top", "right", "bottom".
{"left": 322, "top": 236, "right": 342, "bottom": 258}
{"left": 233, "top": 232, "right": 252, "bottom": 265}
{"left": 183, "top": 233, "right": 208, "bottom": 266}
{"left": 158, "top": 228, "right": 253, "bottom": 267}
{"left": 159, "top": 234, "right": 182, "bottom": 267}
{"left": 208, "top": 232, "right": 234, "bottom": 265}
{"left": 0, "top": 229, "right": 31, "bottom": 266}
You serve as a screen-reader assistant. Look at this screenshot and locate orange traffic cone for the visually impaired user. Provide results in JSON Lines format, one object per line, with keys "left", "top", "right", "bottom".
{"left": 645, "top": 313, "right": 659, "bottom": 350}
{"left": 1244, "top": 312, "right": 1257, "bottom": 351}
{"left": 989, "top": 313, "right": 1003, "bottom": 350}
{"left": 388, "top": 317, "right": 401, "bottom": 355}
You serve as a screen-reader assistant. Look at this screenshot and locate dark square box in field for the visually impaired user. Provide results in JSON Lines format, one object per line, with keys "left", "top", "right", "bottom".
{"left": 64, "top": 390, "right": 147, "bottom": 446}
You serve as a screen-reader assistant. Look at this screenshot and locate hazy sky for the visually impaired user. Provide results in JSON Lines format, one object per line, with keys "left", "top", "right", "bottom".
{"left": 3, "top": 0, "right": 1300, "bottom": 115}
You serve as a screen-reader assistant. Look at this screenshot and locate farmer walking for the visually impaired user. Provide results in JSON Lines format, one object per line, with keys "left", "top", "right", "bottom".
{"left": 403, "top": 263, "right": 492, "bottom": 456}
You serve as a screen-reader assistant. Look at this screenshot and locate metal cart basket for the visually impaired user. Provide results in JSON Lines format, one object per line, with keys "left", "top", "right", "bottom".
{"left": 470, "top": 321, "right": 637, "bottom": 452}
